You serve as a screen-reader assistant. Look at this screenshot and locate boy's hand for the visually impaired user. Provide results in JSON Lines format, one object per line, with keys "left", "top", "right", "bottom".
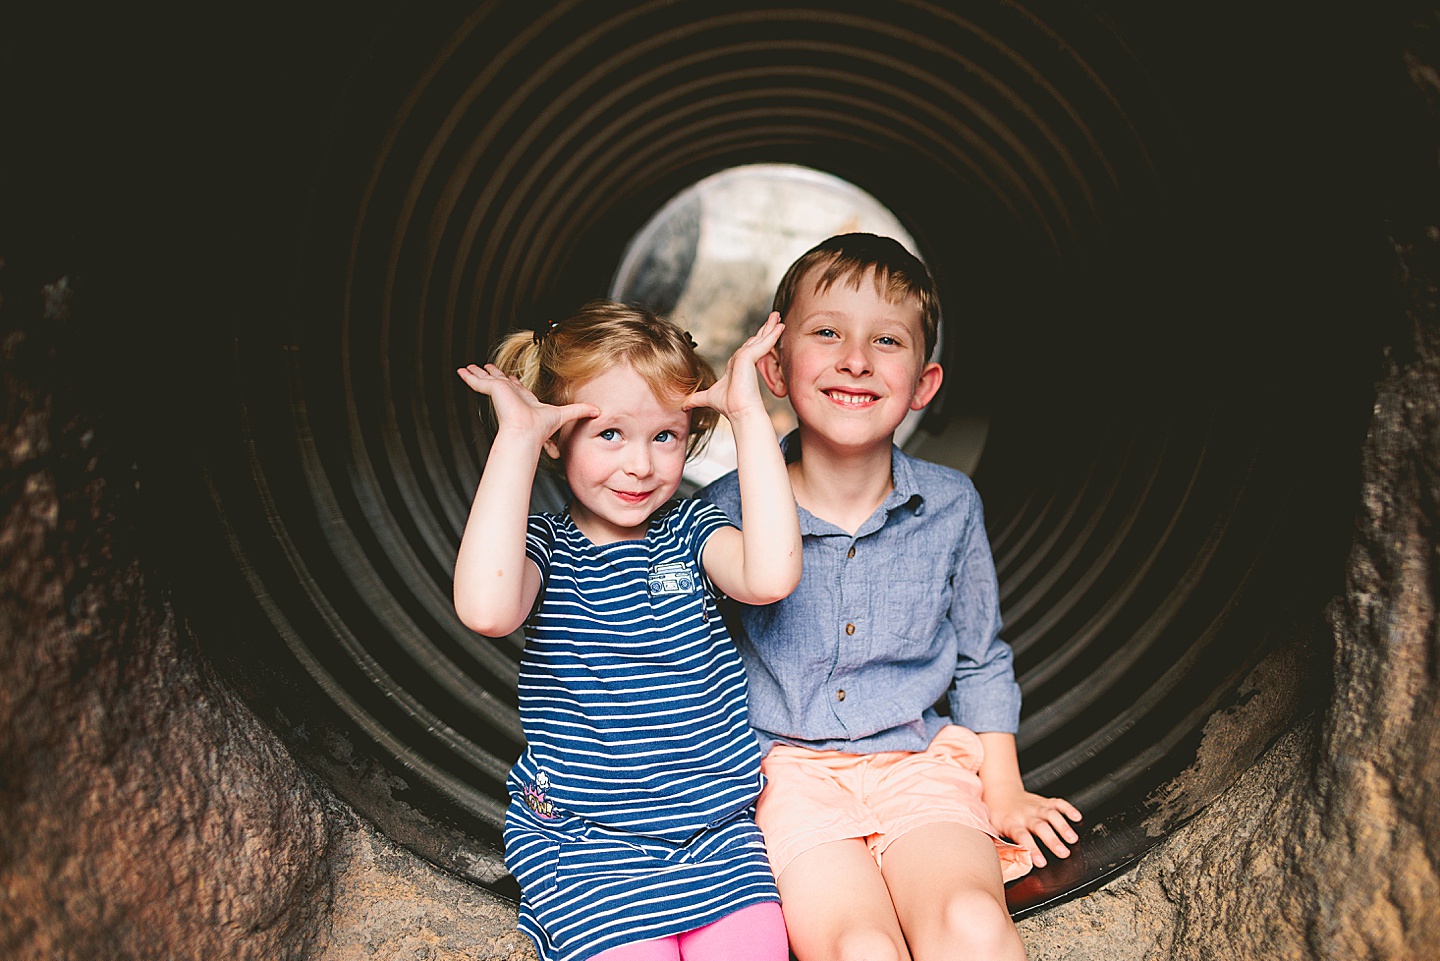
{"left": 984, "top": 786, "right": 1083, "bottom": 869}
{"left": 682, "top": 312, "right": 783, "bottom": 422}
{"left": 457, "top": 364, "right": 597, "bottom": 441}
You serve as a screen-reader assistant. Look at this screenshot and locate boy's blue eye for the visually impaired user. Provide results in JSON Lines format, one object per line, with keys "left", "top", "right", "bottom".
{"left": 599, "top": 428, "right": 619, "bottom": 441}
{"left": 876, "top": 335, "right": 899, "bottom": 346}
{"left": 815, "top": 327, "right": 838, "bottom": 338}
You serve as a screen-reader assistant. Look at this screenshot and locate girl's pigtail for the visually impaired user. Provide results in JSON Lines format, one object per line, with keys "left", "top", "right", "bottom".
{"left": 490, "top": 329, "right": 544, "bottom": 392}
{"left": 478, "top": 330, "right": 547, "bottom": 446}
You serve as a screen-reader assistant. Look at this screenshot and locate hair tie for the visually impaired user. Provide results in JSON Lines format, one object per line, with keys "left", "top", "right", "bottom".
{"left": 684, "top": 331, "right": 698, "bottom": 351}
{"left": 532, "top": 318, "right": 560, "bottom": 346}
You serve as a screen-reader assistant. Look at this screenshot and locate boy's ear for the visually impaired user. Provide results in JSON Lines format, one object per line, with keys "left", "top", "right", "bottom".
{"left": 543, "top": 434, "right": 562, "bottom": 461}
{"left": 909, "top": 361, "right": 944, "bottom": 411}
{"left": 757, "top": 344, "right": 788, "bottom": 398}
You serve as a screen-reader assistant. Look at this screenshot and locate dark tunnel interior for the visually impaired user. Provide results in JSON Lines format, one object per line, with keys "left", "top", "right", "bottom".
{"left": 7, "top": 0, "right": 1421, "bottom": 918}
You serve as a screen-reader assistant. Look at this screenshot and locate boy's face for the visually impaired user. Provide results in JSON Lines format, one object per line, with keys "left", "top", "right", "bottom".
{"left": 760, "top": 267, "right": 942, "bottom": 457}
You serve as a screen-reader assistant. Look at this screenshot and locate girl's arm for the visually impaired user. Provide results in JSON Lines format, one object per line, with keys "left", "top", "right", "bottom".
{"left": 976, "top": 731, "right": 1083, "bottom": 868}
{"left": 453, "top": 364, "right": 597, "bottom": 637}
{"left": 685, "top": 313, "right": 802, "bottom": 605}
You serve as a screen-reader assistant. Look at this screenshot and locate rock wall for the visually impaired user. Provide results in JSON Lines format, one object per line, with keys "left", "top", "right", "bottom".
{"left": 0, "top": 267, "right": 324, "bottom": 958}
{"left": 0, "top": 263, "right": 529, "bottom": 960}
{"left": 1017, "top": 97, "right": 1440, "bottom": 961}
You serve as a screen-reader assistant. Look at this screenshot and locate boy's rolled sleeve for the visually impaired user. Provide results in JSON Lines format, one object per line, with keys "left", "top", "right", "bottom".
{"left": 946, "top": 497, "right": 1022, "bottom": 734}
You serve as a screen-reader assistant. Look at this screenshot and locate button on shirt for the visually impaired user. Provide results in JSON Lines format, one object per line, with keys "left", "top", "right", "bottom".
{"left": 697, "top": 436, "right": 1022, "bottom": 756}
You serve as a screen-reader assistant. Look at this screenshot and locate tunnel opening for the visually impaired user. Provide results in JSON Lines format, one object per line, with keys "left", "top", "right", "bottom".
{"left": 136, "top": 0, "right": 1395, "bottom": 916}
{"left": 609, "top": 162, "right": 939, "bottom": 483}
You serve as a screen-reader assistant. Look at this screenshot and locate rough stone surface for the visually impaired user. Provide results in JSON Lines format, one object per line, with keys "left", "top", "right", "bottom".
{"left": 0, "top": 263, "right": 528, "bottom": 959}
{"left": 1018, "top": 72, "right": 1440, "bottom": 961}
{"left": 314, "top": 803, "right": 534, "bottom": 961}
{"left": 0, "top": 268, "right": 335, "bottom": 959}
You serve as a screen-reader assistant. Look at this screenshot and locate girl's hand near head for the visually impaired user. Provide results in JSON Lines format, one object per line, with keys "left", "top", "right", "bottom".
{"left": 689, "top": 312, "right": 802, "bottom": 607}
{"left": 452, "top": 364, "right": 595, "bottom": 639}
{"left": 681, "top": 312, "right": 783, "bottom": 425}
{"left": 457, "top": 363, "right": 598, "bottom": 443}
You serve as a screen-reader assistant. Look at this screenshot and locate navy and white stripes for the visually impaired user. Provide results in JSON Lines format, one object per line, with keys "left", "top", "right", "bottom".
{"left": 503, "top": 500, "right": 778, "bottom": 961}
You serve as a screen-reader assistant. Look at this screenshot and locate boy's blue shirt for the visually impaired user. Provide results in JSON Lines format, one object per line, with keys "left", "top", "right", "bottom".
{"left": 696, "top": 432, "right": 1022, "bottom": 756}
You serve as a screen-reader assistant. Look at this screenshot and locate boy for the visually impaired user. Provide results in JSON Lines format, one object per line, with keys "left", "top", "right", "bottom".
{"left": 699, "top": 234, "right": 1081, "bottom": 960}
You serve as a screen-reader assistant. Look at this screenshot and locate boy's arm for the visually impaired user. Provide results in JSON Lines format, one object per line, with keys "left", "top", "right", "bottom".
{"left": 945, "top": 482, "right": 1081, "bottom": 863}
{"left": 685, "top": 314, "right": 802, "bottom": 605}
{"left": 946, "top": 489, "right": 1023, "bottom": 732}
{"left": 452, "top": 364, "right": 596, "bottom": 636}
{"left": 977, "top": 731, "right": 1082, "bottom": 868}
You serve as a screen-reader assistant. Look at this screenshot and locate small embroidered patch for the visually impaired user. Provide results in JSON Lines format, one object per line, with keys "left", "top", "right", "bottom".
{"left": 647, "top": 561, "right": 695, "bottom": 596}
{"left": 522, "top": 771, "right": 558, "bottom": 819}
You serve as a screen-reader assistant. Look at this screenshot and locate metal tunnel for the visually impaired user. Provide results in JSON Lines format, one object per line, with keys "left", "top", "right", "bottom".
{"left": 164, "top": 0, "right": 1390, "bottom": 914}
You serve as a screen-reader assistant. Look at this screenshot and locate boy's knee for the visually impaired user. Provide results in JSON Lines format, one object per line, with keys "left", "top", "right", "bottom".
{"left": 934, "top": 888, "right": 1018, "bottom": 953}
{"left": 829, "top": 925, "right": 907, "bottom": 961}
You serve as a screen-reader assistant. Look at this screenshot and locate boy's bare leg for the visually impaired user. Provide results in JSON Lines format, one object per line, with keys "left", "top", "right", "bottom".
{"left": 881, "top": 822, "right": 1026, "bottom": 961}
{"left": 776, "top": 839, "right": 911, "bottom": 961}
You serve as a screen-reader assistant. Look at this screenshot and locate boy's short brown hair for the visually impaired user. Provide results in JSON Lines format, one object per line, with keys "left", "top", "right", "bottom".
{"left": 772, "top": 233, "right": 941, "bottom": 359}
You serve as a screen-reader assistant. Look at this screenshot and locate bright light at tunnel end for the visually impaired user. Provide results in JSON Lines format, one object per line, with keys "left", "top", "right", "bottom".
{"left": 610, "top": 163, "right": 941, "bottom": 485}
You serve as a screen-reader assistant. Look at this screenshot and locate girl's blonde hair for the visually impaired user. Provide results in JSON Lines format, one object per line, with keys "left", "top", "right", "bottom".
{"left": 491, "top": 300, "right": 718, "bottom": 467}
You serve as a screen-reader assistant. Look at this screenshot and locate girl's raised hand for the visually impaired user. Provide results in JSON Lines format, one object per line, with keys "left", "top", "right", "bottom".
{"left": 457, "top": 364, "right": 597, "bottom": 440}
{"left": 682, "top": 312, "right": 784, "bottom": 420}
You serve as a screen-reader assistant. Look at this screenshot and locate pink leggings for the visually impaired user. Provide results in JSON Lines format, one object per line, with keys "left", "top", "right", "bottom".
{"left": 590, "top": 902, "right": 788, "bottom": 961}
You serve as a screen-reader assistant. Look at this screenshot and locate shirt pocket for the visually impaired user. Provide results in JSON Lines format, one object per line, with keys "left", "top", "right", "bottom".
{"left": 874, "top": 565, "right": 955, "bottom": 661}
{"left": 648, "top": 564, "right": 708, "bottom": 620}
{"left": 503, "top": 829, "right": 560, "bottom": 905}
{"left": 556, "top": 835, "right": 674, "bottom": 891}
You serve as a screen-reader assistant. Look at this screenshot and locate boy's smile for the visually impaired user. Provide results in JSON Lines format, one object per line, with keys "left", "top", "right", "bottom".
{"left": 544, "top": 363, "right": 691, "bottom": 545}
{"left": 823, "top": 387, "right": 879, "bottom": 408}
{"left": 760, "top": 268, "right": 942, "bottom": 457}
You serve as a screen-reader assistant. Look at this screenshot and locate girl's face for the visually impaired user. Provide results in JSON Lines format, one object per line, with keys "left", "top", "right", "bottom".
{"left": 544, "top": 362, "right": 691, "bottom": 545}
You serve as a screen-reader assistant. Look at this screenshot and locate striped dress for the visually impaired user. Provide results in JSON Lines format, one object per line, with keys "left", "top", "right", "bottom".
{"left": 503, "top": 499, "right": 778, "bottom": 961}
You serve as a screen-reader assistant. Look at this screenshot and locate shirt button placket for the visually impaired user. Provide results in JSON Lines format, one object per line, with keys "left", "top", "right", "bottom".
{"left": 836, "top": 538, "right": 859, "bottom": 716}
{"left": 839, "top": 620, "right": 856, "bottom": 702}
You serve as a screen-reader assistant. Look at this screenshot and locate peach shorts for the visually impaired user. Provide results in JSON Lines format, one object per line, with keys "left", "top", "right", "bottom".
{"left": 755, "top": 725, "right": 1033, "bottom": 883}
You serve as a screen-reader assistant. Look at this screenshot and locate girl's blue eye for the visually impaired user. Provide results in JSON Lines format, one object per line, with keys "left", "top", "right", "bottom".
{"left": 599, "top": 428, "right": 619, "bottom": 441}
{"left": 654, "top": 430, "right": 675, "bottom": 444}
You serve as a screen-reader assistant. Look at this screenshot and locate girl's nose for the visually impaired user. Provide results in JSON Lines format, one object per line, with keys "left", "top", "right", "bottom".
{"left": 624, "top": 442, "right": 654, "bottom": 477}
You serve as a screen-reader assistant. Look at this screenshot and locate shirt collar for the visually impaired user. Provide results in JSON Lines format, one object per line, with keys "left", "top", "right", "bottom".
{"left": 888, "top": 446, "right": 926, "bottom": 516}
{"left": 780, "top": 431, "right": 926, "bottom": 537}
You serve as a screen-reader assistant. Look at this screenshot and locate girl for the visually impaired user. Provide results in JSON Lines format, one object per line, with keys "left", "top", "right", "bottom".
{"left": 454, "top": 300, "right": 801, "bottom": 961}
